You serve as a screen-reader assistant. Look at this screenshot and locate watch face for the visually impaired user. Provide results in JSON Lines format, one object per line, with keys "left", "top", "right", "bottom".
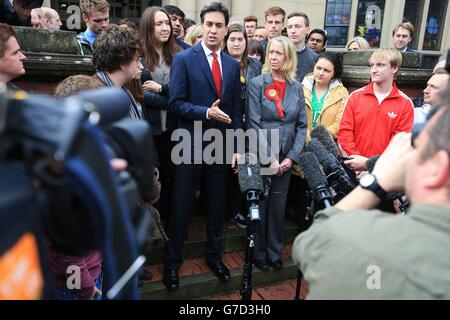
{"left": 360, "top": 173, "right": 375, "bottom": 187}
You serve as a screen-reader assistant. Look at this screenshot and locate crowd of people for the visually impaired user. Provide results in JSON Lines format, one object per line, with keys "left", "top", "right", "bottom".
{"left": 0, "top": 0, "right": 62, "bottom": 30}
{"left": 1, "top": 0, "right": 449, "bottom": 300}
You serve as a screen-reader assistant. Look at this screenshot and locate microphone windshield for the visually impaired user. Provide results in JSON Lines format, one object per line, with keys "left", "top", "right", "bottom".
{"left": 237, "top": 153, "right": 263, "bottom": 193}
{"left": 298, "top": 152, "right": 328, "bottom": 190}
{"left": 306, "top": 138, "right": 341, "bottom": 175}
{"left": 366, "top": 155, "right": 380, "bottom": 173}
{"left": 73, "top": 87, "right": 131, "bottom": 126}
{"left": 311, "top": 125, "right": 340, "bottom": 159}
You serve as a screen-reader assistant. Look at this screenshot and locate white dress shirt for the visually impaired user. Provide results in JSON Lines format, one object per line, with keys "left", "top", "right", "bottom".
{"left": 201, "top": 41, "right": 223, "bottom": 119}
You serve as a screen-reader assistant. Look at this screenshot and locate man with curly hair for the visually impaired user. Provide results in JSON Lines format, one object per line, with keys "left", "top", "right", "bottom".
{"left": 77, "top": 0, "right": 110, "bottom": 55}
{"left": 93, "top": 24, "right": 143, "bottom": 119}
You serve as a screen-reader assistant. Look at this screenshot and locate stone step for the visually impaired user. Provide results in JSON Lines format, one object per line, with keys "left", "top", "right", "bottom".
{"left": 206, "top": 279, "right": 309, "bottom": 300}
{"left": 145, "top": 218, "right": 300, "bottom": 265}
{"left": 139, "top": 245, "right": 300, "bottom": 300}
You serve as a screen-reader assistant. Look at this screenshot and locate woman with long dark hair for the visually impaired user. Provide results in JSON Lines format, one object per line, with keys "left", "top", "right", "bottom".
{"left": 140, "top": 7, "right": 180, "bottom": 222}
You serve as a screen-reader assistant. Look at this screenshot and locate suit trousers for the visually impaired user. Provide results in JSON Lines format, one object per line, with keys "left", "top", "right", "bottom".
{"left": 153, "top": 131, "right": 175, "bottom": 223}
{"left": 164, "top": 162, "right": 229, "bottom": 270}
{"left": 254, "top": 168, "right": 292, "bottom": 262}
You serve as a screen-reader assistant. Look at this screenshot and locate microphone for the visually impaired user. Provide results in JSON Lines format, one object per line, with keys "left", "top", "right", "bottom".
{"left": 237, "top": 153, "right": 264, "bottom": 221}
{"left": 311, "top": 125, "right": 353, "bottom": 162}
{"left": 237, "top": 153, "right": 267, "bottom": 300}
{"left": 298, "top": 152, "right": 333, "bottom": 209}
{"left": 72, "top": 87, "right": 131, "bottom": 126}
{"left": 237, "top": 153, "right": 263, "bottom": 193}
{"left": 306, "top": 138, "right": 355, "bottom": 195}
{"left": 310, "top": 125, "right": 340, "bottom": 159}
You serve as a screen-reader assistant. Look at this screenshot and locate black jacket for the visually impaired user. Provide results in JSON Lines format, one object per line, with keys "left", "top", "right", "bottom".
{"left": 141, "top": 58, "right": 177, "bottom": 135}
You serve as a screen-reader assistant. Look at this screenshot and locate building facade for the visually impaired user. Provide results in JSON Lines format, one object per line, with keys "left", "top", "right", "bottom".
{"left": 51, "top": 0, "right": 449, "bottom": 58}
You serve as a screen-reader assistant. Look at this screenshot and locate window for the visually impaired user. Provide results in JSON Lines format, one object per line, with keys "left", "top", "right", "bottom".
{"left": 354, "top": 0, "right": 385, "bottom": 48}
{"left": 126, "top": 0, "right": 142, "bottom": 17}
{"left": 324, "top": 0, "right": 352, "bottom": 47}
{"left": 402, "top": 0, "right": 425, "bottom": 50}
{"left": 422, "top": 0, "right": 448, "bottom": 51}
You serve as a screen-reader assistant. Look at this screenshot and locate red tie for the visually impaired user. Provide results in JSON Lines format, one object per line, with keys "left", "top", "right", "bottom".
{"left": 211, "top": 52, "right": 222, "bottom": 98}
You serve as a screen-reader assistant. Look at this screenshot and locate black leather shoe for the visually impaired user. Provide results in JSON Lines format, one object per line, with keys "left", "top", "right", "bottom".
{"left": 162, "top": 268, "right": 179, "bottom": 290}
{"left": 139, "top": 268, "right": 153, "bottom": 281}
{"left": 253, "top": 259, "right": 269, "bottom": 271}
{"left": 137, "top": 268, "right": 153, "bottom": 287}
{"left": 207, "top": 259, "right": 231, "bottom": 282}
{"left": 268, "top": 259, "right": 283, "bottom": 270}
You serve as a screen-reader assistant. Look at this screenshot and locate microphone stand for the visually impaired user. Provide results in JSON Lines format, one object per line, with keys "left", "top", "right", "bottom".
{"left": 240, "top": 190, "right": 261, "bottom": 300}
{"left": 294, "top": 185, "right": 333, "bottom": 300}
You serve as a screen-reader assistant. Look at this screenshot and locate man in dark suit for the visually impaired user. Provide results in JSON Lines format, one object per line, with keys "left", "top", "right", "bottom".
{"left": 392, "top": 22, "right": 416, "bottom": 52}
{"left": 163, "top": 2, "right": 243, "bottom": 290}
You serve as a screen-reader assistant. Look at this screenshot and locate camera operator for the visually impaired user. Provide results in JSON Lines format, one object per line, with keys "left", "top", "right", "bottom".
{"left": 293, "top": 89, "right": 450, "bottom": 299}
{"left": 41, "top": 75, "right": 120, "bottom": 300}
{"left": 0, "top": 23, "right": 27, "bottom": 89}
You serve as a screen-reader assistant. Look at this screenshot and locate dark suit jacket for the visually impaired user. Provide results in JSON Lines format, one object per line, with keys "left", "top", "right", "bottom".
{"left": 169, "top": 43, "right": 243, "bottom": 134}
{"left": 246, "top": 73, "right": 307, "bottom": 164}
{"left": 176, "top": 38, "right": 191, "bottom": 50}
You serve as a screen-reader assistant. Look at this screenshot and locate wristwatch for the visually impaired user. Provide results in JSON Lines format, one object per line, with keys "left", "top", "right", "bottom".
{"left": 359, "top": 173, "right": 387, "bottom": 199}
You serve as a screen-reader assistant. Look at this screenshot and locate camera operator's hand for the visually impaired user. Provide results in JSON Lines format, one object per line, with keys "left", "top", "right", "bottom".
{"left": 344, "top": 155, "right": 368, "bottom": 172}
{"left": 372, "top": 132, "right": 413, "bottom": 193}
{"left": 207, "top": 99, "right": 232, "bottom": 124}
{"left": 110, "top": 158, "right": 128, "bottom": 172}
{"left": 150, "top": 168, "right": 161, "bottom": 205}
{"left": 91, "top": 287, "right": 102, "bottom": 300}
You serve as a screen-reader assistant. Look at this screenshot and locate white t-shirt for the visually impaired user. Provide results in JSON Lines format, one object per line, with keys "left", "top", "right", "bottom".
{"left": 374, "top": 90, "right": 392, "bottom": 105}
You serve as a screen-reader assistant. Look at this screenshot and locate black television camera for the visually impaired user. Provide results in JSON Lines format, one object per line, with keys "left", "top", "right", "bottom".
{"left": 0, "top": 85, "right": 156, "bottom": 299}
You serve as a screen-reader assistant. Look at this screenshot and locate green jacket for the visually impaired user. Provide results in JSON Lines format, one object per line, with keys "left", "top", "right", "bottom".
{"left": 293, "top": 204, "right": 450, "bottom": 299}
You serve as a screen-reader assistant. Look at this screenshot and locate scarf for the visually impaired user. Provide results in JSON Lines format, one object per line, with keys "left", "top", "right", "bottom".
{"left": 95, "top": 71, "right": 143, "bottom": 120}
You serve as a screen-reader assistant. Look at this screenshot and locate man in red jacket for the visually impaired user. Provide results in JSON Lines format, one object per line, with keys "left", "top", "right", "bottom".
{"left": 338, "top": 48, "right": 414, "bottom": 173}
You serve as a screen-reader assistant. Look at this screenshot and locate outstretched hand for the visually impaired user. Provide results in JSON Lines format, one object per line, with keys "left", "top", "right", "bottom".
{"left": 207, "top": 99, "right": 232, "bottom": 124}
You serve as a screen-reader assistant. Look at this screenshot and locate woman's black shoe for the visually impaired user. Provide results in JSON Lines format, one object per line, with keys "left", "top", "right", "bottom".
{"left": 253, "top": 259, "right": 269, "bottom": 271}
